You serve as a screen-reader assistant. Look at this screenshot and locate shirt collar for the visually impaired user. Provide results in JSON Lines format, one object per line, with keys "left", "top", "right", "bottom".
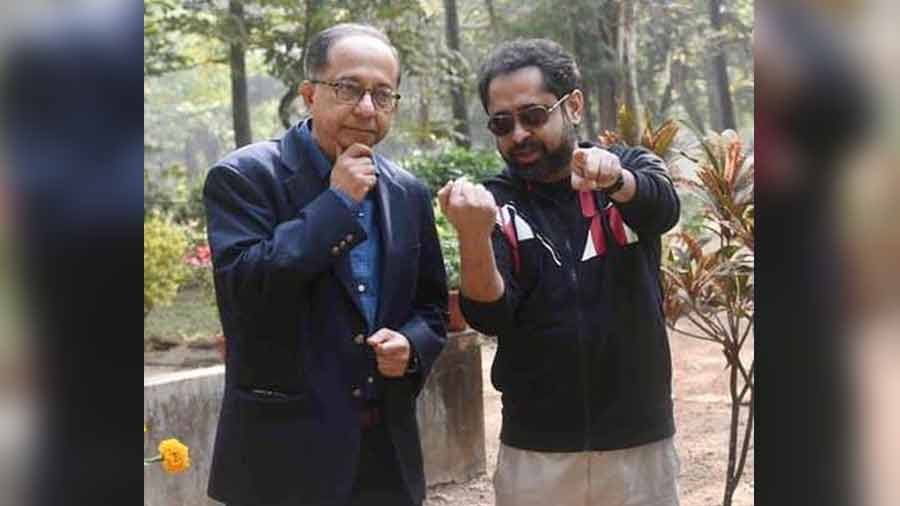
{"left": 295, "top": 118, "right": 333, "bottom": 181}
{"left": 295, "top": 118, "right": 381, "bottom": 181}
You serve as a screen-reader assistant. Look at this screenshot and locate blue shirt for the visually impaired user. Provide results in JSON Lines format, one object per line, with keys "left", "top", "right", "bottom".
{"left": 294, "top": 120, "right": 382, "bottom": 331}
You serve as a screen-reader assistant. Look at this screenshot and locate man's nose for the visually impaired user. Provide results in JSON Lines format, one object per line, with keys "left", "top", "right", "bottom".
{"left": 509, "top": 120, "right": 530, "bottom": 144}
{"left": 354, "top": 91, "right": 377, "bottom": 117}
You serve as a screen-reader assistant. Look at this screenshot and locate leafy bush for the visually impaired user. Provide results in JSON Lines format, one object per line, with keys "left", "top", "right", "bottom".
{"left": 144, "top": 213, "right": 189, "bottom": 318}
{"left": 183, "top": 241, "right": 215, "bottom": 302}
{"left": 144, "top": 164, "right": 207, "bottom": 228}
{"left": 404, "top": 146, "right": 505, "bottom": 196}
{"left": 405, "top": 146, "right": 504, "bottom": 291}
{"left": 433, "top": 201, "right": 460, "bottom": 290}
{"left": 661, "top": 129, "right": 754, "bottom": 506}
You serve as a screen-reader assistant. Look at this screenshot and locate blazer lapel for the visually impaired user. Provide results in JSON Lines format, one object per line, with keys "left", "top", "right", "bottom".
{"left": 281, "top": 129, "right": 367, "bottom": 322}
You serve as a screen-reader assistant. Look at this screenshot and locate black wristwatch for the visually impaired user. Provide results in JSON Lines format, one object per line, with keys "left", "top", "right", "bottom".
{"left": 406, "top": 351, "right": 420, "bottom": 374}
{"left": 599, "top": 170, "right": 625, "bottom": 195}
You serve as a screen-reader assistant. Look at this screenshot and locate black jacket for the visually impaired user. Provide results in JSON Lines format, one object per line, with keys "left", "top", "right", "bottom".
{"left": 461, "top": 143, "right": 680, "bottom": 452}
{"left": 204, "top": 122, "right": 448, "bottom": 506}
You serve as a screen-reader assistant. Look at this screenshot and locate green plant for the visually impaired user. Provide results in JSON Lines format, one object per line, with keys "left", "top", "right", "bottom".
{"left": 662, "top": 130, "right": 754, "bottom": 506}
{"left": 404, "top": 145, "right": 504, "bottom": 196}
{"left": 144, "top": 213, "right": 189, "bottom": 318}
{"left": 433, "top": 201, "right": 460, "bottom": 290}
{"left": 144, "top": 164, "right": 207, "bottom": 228}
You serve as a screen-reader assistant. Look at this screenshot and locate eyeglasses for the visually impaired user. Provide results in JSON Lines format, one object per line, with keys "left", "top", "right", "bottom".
{"left": 310, "top": 79, "right": 401, "bottom": 111}
{"left": 486, "top": 93, "right": 570, "bottom": 136}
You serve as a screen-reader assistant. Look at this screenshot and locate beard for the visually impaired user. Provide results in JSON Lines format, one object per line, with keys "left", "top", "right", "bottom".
{"left": 501, "top": 118, "right": 578, "bottom": 182}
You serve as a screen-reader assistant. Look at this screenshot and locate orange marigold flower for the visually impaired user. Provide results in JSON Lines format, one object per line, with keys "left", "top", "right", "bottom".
{"left": 158, "top": 438, "right": 191, "bottom": 474}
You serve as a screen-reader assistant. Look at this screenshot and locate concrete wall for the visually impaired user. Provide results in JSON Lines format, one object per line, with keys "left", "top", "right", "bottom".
{"left": 144, "top": 366, "right": 224, "bottom": 506}
{"left": 416, "top": 329, "right": 486, "bottom": 485}
{"left": 144, "top": 330, "right": 485, "bottom": 505}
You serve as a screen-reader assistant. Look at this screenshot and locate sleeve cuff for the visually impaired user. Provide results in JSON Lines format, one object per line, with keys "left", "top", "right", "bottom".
{"left": 459, "top": 291, "right": 509, "bottom": 335}
{"left": 329, "top": 187, "right": 362, "bottom": 212}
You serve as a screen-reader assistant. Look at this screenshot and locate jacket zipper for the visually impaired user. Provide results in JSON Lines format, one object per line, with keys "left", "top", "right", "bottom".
{"left": 563, "top": 236, "right": 592, "bottom": 451}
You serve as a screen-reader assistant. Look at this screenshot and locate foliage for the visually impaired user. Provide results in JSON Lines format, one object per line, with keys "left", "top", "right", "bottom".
{"left": 144, "top": 214, "right": 190, "bottom": 318}
{"left": 433, "top": 201, "right": 460, "bottom": 290}
{"left": 184, "top": 242, "right": 216, "bottom": 303}
{"left": 409, "top": 145, "right": 506, "bottom": 290}
{"left": 145, "top": 165, "right": 208, "bottom": 229}
{"left": 661, "top": 129, "right": 754, "bottom": 506}
{"left": 404, "top": 145, "right": 504, "bottom": 196}
{"left": 599, "top": 107, "right": 681, "bottom": 162}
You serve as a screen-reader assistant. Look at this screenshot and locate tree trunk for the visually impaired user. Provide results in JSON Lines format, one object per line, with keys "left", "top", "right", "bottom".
{"left": 618, "top": 0, "right": 642, "bottom": 142}
{"left": 708, "top": 0, "right": 737, "bottom": 130}
{"left": 444, "top": 0, "right": 471, "bottom": 148}
{"left": 673, "top": 59, "right": 706, "bottom": 133}
{"left": 569, "top": 7, "right": 596, "bottom": 140}
{"left": 229, "top": 0, "right": 252, "bottom": 148}
{"left": 596, "top": 2, "right": 618, "bottom": 133}
{"left": 705, "top": 60, "right": 724, "bottom": 132}
{"left": 278, "top": 0, "right": 323, "bottom": 128}
{"left": 417, "top": 77, "right": 436, "bottom": 149}
{"left": 278, "top": 85, "right": 298, "bottom": 129}
{"left": 484, "top": 0, "right": 499, "bottom": 37}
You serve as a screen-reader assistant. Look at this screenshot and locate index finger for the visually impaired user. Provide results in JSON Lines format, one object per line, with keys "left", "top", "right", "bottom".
{"left": 437, "top": 180, "right": 455, "bottom": 211}
{"left": 342, "top": 142, "right": 374, "bottom": 160}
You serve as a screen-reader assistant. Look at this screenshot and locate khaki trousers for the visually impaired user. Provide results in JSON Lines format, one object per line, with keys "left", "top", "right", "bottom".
{"left": 494, "top": 438, "right": 681, "bottom": 506}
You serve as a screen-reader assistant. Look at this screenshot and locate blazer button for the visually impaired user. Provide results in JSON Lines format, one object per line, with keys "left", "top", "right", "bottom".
{"left": 353, "top": 333, "right": 365, "bottom": 345}
{"left": 346, "top": 233, "right": 354, "bottom": 242}
{"left": 331, "top": 245, "right": 340, "bottom": 256}
{"left": 339, "top": 240, "right": 348, "bottom": 248}
{"left": 351, "top": 387, "right": 362, "bottom": 399}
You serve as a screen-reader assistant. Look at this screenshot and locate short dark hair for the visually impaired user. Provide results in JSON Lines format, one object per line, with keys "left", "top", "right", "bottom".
{"left": 304, "top": 23, "right": 401, "bottom": 85}
{"left": 477, "top": 38, "right": 581, "bottom": 112}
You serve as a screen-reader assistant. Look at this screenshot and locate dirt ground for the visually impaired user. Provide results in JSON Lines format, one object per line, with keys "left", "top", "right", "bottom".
{"left": 424, "top": 331, "right": 754, "bottom": 506}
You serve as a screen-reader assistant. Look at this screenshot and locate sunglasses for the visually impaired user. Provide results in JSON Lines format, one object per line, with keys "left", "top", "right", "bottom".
{"left": 486, "top": 93, "right": 570, "bottom": 136}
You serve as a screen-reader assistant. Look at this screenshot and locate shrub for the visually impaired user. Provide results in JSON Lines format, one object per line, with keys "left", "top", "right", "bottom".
{"left": 144, "top": 214, "right": 189, "bottom": 318}
{"left": 144, "top": 164, "right": 207, "bottom": 228}
{"left": 183, "top": 241, "right": 215, "bottom": 302}
{"left": 404, "top": 146, "right": 504, "bottom": 196}
{"left": 433, "top": 201, "right": 460, "bottom": 290}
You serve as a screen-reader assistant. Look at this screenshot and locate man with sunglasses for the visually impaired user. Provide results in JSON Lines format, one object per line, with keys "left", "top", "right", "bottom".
{"left": 204, "top": 23, "right": 448, "bottom": 506}
{"left": 438, "top": 39, "right": 681, "bottom": 506}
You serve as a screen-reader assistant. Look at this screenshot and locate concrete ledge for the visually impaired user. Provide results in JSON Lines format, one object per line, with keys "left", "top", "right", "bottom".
{"left": 144, "top": 365, "right": 224, "bottom": 506}
{"left": 417, "top": 329, "right": 486, "bottom": 485}
{"left": 144, "top": 331, "right": 485, "bottom": 504}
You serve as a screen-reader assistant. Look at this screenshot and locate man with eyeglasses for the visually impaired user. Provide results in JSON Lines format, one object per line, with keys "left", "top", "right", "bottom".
{"left": 438, "top": 39, "right": 682, "bottom": 506}
{"left": 204, "top": 23, "right": 448, "bottom": 506}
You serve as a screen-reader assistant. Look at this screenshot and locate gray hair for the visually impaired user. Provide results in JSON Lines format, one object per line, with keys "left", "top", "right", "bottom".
{"left": 304, "top": 23, "right": 401, "bottom": 85}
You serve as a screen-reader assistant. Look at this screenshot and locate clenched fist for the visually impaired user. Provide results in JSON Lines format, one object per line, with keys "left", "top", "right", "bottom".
{"left": 570, "top": 146, "right": 623, "bottom": 192}
{"left": 437, "top": 178, "right": 498, "bottom": 240}
{"left": 330, "top": 142, "right": 377, "bottom": 202}
{"left": 367, "top": 328, "right": 412, "bottom": 378}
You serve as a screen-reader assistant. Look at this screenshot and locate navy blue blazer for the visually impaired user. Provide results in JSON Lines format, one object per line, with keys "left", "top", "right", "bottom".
{"left": 203, "top": 123, "right": 448, "bottom": 506}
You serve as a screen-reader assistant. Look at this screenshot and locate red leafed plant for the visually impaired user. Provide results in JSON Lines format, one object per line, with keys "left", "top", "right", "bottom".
{"left": 663, "top": 130, "right": 754, "bottom": 506}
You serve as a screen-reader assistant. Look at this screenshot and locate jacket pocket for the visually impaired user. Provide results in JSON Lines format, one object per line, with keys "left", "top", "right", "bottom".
{"left": 233, "top": 387, "right": 318, "bottom": 502}
{"left": 234, "top": 386, "right": 308, "bottom": 418}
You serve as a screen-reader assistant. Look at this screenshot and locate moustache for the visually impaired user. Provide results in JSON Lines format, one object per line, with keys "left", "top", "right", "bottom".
{"left": 509, "top": 140, "right": 544, "bottom": 157}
